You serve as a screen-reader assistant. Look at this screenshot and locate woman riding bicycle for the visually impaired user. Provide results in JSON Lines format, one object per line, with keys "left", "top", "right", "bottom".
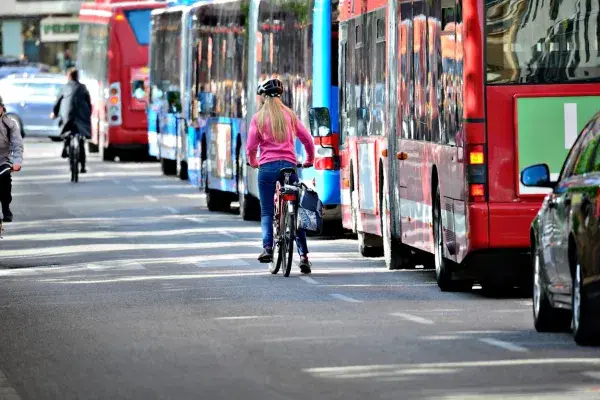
{"left": 246, "top": 78, "right": 315, "bottom": 274}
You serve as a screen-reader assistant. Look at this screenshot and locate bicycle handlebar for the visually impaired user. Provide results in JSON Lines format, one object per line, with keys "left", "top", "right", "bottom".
{"left": 245, "top": 162, "right": 313, "bottom": 169}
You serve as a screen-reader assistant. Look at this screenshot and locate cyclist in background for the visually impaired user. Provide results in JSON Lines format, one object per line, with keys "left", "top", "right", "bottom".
{"left": 0, "top": 95, "right": 24, "bottom": 222}
{"left": 51, "top": 68, "right": 92, "bottom": 173}
{"left": 246, "top": 78, "right": 315, "bottom": 274}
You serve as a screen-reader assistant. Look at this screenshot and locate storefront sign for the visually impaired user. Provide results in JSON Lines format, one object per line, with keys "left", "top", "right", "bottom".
{"left": 40, "top": 17, "right": 80, "bottom": 42}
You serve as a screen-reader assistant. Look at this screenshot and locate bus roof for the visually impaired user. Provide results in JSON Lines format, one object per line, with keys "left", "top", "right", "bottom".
{"left": 339, "top": 0, "right": 386, "bottom": 22}
{"left": 80, "top": 0, "right": 165, "bottom": 23}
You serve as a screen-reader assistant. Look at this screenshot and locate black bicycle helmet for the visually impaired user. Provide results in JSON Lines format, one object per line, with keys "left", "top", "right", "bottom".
{"left": 257, "top": 78, "right": 283, "bottom": 97}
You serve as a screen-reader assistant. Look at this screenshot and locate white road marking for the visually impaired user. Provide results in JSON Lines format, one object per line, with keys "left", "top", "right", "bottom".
{"left": 185, "top": 217, "right": 204, "bottom": 223}
{"left": 128, "top": 185, "right": 139, "bottom": 192}
{"left": 329, "top": 293, "right": 363, "bottom": 303}
{"left": 304, "top": 358, "right": 600, "bottom": 375}
{"left": 479, "top": 338, "right": 528, "bottom": 352}
{"left": 194, "top": 259, "right": 250, "bottom": 268}
{"left": 391, "top": 312, "right": 435, "bottom": 325}
{"left": 12, "top": 192, "right": 43, "bottom": 197}
{"left": 300, "top": 276, "right": 319, "bottom": 284}
{"left": 582, "top": 371, "right": 600, "bottom": 380}
{"left": 165, "top": 206, "right": 178, "bottom": 214}
{"left": 144, "top": 195, "right": 158, "bottom": 202}
{"left": 215, "top": 316, "right": 274, "bottom": 320}
{"left": 112, "top": 179, "right": 120, "bottom": 184}
{"left": 0, "top": 369, "right": 22, "bottom": 399}
{"left": 220, "top": 231, "right": 237, "bottom": 239}
{"left": 87, "top": 261, "right": 146, "bottom": 271}
{"left": 262, "top": 335, "right": 363, "bottom": 343}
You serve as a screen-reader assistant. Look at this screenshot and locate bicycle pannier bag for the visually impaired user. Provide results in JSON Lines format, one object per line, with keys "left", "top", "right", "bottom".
{"left": 297, "top": 187, "right": 323, "bottom": 234}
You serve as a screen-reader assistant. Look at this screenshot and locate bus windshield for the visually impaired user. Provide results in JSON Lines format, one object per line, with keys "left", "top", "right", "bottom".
{"left": 78, "top": 23, "right": 109, "bottom": 97}
{"left": 125, "top": 9, "right": 153, "bottom": 45}
{"left": 485, "top": 0, "right": 600, "bottom": 84}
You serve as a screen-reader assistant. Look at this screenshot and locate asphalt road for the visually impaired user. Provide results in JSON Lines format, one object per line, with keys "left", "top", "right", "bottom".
{"left": 1, "top": 140, "right": 600, "bottom": 400}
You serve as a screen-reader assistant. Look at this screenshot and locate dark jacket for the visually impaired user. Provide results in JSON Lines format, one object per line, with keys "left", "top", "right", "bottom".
{"left": 53, "top": 80, "right": 92, "bottom": 139}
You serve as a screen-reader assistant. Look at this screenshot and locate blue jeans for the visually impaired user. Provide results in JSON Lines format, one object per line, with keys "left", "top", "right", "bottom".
{"left": 258, "top": 160, "right": 308, "bottom": 256}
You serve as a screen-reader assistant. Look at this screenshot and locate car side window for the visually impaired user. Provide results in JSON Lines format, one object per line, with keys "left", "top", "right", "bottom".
{"left": 573, "top": 132, "right": 599, "bottom": 176}
{"left": 559, "top": 118, "right": 597, "bottom": 180}
{"left": 586, "top": 117, "right": 600, "bottom": 173}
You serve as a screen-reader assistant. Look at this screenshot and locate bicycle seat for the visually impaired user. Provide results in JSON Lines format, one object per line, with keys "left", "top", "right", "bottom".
{"left": 279, "top": 167, "right": 296, "bottom": 176}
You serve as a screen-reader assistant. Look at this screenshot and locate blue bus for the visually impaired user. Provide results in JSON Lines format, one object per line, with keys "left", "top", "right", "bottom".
{"left": 148, "top": 0, "right": 196, "bottom": 179}
{"left": 183, "top": 0, "right": 341, "bottom": 228}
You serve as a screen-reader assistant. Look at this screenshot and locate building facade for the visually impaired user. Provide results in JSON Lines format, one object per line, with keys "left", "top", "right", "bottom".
{"left": 0, "top": 0, "right": 85, "bottom": 68}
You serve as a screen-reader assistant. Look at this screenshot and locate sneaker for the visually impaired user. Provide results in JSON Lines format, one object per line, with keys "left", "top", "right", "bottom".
{"left": 299, "top": 256, "right": 311, "bottom": 274}
{"left": 80, "top": 167, "right": 87, "bottom": 173}
{"left": 2, "top": 209, "right": 13, "bottom": 223}
{"left": 258, "top": 248, "right": 273, "bottom": 263}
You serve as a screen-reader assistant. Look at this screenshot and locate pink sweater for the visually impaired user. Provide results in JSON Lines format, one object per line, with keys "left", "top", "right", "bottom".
{"left": 246, "top": 112, "right": 315, "bottom": 167}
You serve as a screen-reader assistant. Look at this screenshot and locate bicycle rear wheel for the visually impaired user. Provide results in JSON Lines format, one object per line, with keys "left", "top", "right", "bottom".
{"left": 281, "top": 204, "right": 295, "bottom": 277}
{"left": 70, "top": 136, "right": 79, "bottom": 183}
{"left": 269, "top": 200, "right": 283, "bottom": 274}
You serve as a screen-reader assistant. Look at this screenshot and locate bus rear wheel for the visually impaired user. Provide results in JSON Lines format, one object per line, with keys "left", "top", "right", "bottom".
{"left": 381, "top": 193, "right": 414, "bottom": 270}
{"left": 433, "top": 184, "right": 472, "bottom": 292}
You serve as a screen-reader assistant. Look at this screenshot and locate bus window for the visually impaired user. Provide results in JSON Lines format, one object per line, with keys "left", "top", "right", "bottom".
{"left": 485, "top": 0, "right": 600, "bottom": 84}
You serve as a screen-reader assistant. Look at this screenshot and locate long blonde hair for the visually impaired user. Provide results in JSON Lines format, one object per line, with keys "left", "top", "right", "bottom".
{"left": 257, "top": 96, "right": 297, "bottom": 143}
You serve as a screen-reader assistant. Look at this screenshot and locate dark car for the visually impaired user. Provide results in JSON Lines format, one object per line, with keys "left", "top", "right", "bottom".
{"left": 522, "top": 110, "right": 600, "bottom": 346}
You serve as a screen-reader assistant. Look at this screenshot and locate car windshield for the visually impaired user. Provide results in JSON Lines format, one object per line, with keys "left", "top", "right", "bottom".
{"left": 0, "top": 80, "right": 63, "bottom": 101}
{"left": 25, "top": 82, "right": 63, "bottom": 98}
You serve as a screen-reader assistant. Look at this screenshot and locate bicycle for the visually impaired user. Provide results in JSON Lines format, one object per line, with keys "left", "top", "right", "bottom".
{"left": 247, "top": 162, "right": 310, "bottom": 276}
{"left": 0, "top": 165, "right": 11, "bottom": 239}
{"left": 68, "top": 131, "right": 82, "bottom": 183}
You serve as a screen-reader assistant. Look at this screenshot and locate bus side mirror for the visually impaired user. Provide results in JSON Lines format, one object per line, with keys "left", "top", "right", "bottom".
{"left": 309, "top": 107, "right": 332, "bottom": 137}
{"left": 166, "top": 91, "right": 182, "bottom": 114}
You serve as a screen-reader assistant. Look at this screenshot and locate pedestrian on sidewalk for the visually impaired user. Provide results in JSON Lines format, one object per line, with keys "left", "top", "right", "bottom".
{"left": 0, "top": 95, "right": 24, "bottom": 222}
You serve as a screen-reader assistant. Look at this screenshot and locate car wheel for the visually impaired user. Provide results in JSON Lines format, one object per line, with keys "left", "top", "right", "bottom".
{"left": 532, "top": 244, "right": 570, "bottom": 332}
{"left": 572, "top": 255, "right": 600, "bottom": 345}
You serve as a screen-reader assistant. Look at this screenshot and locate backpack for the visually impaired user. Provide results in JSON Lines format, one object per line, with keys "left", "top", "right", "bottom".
{"left": 1, "top": 116, "right": 12, "bottom": 144}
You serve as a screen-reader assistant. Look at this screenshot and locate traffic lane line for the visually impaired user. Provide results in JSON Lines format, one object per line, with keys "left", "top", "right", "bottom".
{"left": 390, "top": 312, "right": 435, "bottom": 325}
{"left": 300, "top": 276, "right": 319, "bottom": 285}
{"left": 329, "top": 294, "right": 363, "bottom": 303}
{"left": 479, "top": 338, "right": 529, "bottom": 353}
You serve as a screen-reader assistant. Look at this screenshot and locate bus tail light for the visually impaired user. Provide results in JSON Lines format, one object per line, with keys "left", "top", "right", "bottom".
{"left": 108, "top": 82, "right": 122, "bottom": 126}
{"left": 467, "top": 144, "right": 487, "bottom": 202}
{"left": 313, "top": 134, "right": 339, "bottom": 170}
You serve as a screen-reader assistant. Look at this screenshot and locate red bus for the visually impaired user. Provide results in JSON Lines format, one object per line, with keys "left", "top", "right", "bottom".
{"left": 336, "top": 0, "right": 600, "bottom": 292}
{"left": 78, "top": 0, "right": 165, "bottom": 161}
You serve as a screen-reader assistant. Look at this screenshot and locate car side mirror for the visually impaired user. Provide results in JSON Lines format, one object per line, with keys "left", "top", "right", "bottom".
{"left": 521, "top": 163, "right": 555, "bottom": 188}
{"left": 308, "top": 107, "right": 331, "bottom": 137}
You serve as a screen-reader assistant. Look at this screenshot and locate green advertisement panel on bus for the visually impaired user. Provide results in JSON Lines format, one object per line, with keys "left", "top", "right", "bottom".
{"left": 517, "top": 96, "right": 600, "bottom": 186}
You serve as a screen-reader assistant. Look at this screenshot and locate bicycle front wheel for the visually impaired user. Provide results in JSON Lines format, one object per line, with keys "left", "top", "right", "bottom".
{"left": 282, "top": 203, "right": 295, "bottom": 277}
